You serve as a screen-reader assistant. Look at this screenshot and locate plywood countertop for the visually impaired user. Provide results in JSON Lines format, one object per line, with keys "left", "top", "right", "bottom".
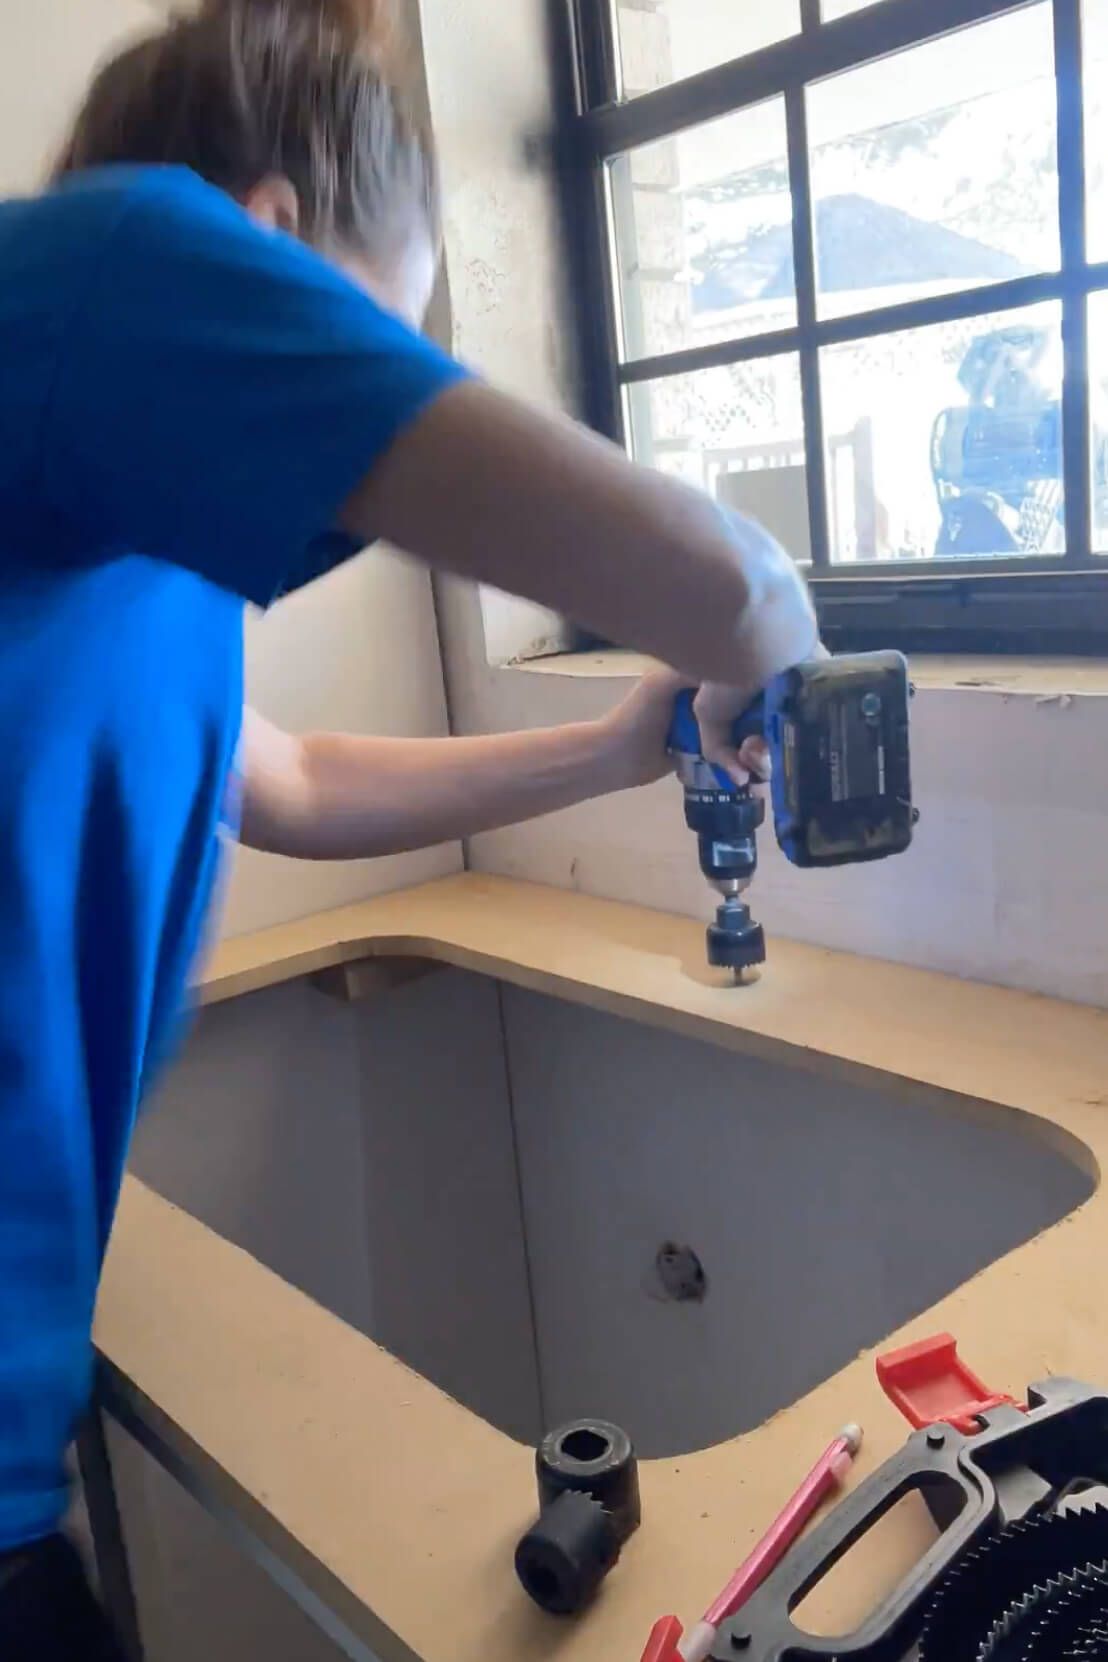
{"left": 97, "top": 874, "right": 1108, "bottom": 1662}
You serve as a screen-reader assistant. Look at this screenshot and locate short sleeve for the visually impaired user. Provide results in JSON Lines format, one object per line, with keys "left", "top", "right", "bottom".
{"left": 45, "top": 169, "right": 469, "bottom": 606}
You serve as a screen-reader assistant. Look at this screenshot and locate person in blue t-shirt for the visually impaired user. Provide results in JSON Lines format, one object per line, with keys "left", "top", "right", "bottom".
{"left": 0, "top": 0, "right": 822, "bottom": 1651}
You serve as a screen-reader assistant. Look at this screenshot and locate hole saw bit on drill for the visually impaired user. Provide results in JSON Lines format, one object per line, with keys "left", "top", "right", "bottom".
{"left": 667, "top": 652, "right": 917, "bottom": 984}
{"left": 669, "top": 734, "right": 766, "bottom": 985}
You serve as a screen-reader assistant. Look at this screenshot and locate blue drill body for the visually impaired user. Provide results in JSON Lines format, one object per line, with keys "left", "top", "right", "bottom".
{"left": 667, "top": 653, "right": 916, "bottom": 979}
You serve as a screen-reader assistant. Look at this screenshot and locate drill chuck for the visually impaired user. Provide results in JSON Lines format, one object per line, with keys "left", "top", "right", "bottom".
{"left": 683, "top": 784, "right": 765, "bottom": 893}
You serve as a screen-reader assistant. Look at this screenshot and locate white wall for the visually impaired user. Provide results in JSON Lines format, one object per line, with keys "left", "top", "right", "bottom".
{"left": 416, "top": 0, "right": 578, "bottom": 672}
{"left": 1, "top": 0, "right": 463, "bottom": 942}
{"left": 459, "top": 660, "right": 1108, "bottom": 1009}
{"left": 0, "top": 0, "right": 157, "bottom": 193}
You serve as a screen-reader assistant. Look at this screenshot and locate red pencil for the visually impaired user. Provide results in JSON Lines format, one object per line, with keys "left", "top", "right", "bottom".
{"left": 679, "top": 1422, "right": 863, "bottom": 1662}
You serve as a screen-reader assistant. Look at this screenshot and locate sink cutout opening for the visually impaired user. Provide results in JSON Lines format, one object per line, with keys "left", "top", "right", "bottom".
{"left": 134, "top": 970, "right": 1097, "bottom": 1461}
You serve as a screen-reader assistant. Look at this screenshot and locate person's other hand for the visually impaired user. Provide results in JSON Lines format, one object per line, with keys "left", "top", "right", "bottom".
{"left": 600, "top": 667, "right": 686, "bottom": 790}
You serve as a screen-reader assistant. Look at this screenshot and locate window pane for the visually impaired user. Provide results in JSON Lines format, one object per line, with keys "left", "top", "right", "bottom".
{"left": 609, "top": 100, "right": 794, "bottom": 363}
{"left": 821, "top": 1, "right": 878, "bottom": 15}
{"left": 625, "top": 357, "right": 808, "bottom": 561}
{"left": 611, "top": 1, "right": 800, "bottom": 101}
{"left": 806, "top": 6, "right": 1059, "bottom": 321}
{"left": 821, "top": 304, "right": 1063, "bottom": 563}
{"left": 1088, "top": 291, "right": 1108, "bottom": 551}
{"left": 1085, "top": 0, "right": 1108, "bottom": 261}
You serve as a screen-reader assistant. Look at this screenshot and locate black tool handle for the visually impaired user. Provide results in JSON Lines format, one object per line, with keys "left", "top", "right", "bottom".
{"left": 711, "top": 1428, "right": 996, "bottom": 1660}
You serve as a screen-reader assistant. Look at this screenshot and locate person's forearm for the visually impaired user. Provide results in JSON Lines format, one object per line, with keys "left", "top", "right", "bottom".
{"left": 242, "top": 721, "right": 634, "bottom": 862}
{"left": 343, "top": 382, "right": 819, "bottom": 697}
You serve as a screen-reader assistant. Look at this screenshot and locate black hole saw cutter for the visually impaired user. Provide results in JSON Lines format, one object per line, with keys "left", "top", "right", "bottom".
{"left": 667, "top": 652, "right": 917, "bottom": 981}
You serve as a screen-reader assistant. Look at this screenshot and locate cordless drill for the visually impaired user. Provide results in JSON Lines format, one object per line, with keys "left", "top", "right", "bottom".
{"left": 668, "top": 652, "right": 916, "bottom": 981}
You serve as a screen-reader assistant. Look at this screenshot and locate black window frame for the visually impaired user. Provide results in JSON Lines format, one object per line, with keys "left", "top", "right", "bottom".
{"left": 552, "top": 0, "right": 1108, "bottom": 655}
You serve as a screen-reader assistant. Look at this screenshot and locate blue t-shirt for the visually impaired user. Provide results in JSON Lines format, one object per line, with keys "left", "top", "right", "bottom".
{"left": 0, "top": 165, "right": 467, "bottom": 1550}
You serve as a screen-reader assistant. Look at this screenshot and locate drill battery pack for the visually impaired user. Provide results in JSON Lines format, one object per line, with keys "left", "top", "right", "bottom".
{"left": 710, "top": 1349, "right": 1108, "bottom": 1661}
{"left": 764, "top": 651, "right": 915, "bottom": 868}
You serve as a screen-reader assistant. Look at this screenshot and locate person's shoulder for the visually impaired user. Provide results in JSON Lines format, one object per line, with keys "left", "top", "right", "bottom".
{"left": 56, "top": 165, "right": 246, "bottom": 237}
{"left": 0, "top": 165, "right": 238, "bottom": 261}
{"left": 88, "top": 165, "right": 338, "bottom": 293}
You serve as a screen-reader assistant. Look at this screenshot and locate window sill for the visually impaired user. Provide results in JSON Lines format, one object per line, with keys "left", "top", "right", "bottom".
{"left": 505, "top": 648, "right": 1108, "bottom": 697}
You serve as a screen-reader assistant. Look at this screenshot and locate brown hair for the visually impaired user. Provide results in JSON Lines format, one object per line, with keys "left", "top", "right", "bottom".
{"left": 53, "top": 0, "right": 439, "bottom": 264}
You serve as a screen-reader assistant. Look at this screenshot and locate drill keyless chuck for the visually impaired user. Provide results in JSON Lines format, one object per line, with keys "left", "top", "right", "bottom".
{"left": 683, "top": 785, "right": 765, "bottom": 892}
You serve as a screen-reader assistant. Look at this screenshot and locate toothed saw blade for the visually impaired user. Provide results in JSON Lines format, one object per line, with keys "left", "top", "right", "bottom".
{"left": 918, "top": 1506, "right": 1108, "bottom": 1662}
{"left": 978, "top": 1557, "right": 1108, "bottom": 1661}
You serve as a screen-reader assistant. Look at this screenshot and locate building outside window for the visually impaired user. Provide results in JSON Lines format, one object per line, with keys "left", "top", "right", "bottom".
{"left": 559, "top": 0, "right": 1108, "bottom": 651}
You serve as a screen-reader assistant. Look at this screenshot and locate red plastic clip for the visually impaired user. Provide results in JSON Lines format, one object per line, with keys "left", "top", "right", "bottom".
{"left": 640, "top": 1615, "right": 685, "bottom": 1662}
{"left": 876, "top": 1333, "right": 1025, "bottom": 1436}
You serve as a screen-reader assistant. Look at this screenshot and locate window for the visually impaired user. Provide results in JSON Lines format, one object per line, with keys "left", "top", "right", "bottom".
{"left": 560, "top": 0, "right": 1108, "bottom": 652}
